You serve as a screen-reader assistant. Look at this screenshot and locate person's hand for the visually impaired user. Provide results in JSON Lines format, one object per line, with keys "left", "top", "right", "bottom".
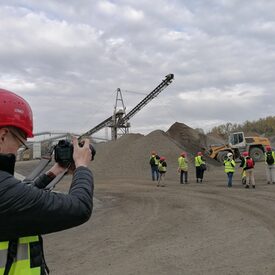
{"left": 72, "top": 136, "right": 91, "bottom": 168}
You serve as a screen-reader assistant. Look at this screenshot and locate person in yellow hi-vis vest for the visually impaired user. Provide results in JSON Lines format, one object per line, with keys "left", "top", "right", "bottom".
{"left": 223, "top": 152, "right": 235, "bottom": 187}
{"left": 157, "top": 157, "right": 167, "bottom": 187}
{"left": 0, "top": 89, "right": 94, "bottom": 275}
{"left": 178, "top": 152, "right": 188, "bottom": 184}
{"left": 265, "top": 145, "right": 275, "bottom": 184}
{"left": 149, "top": 151, "right": 160, "bottom": 181}
{"left": 194, "top": 152, "right": 206, "bottom": 183}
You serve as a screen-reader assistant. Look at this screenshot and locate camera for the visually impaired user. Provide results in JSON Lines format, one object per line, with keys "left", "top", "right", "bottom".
{"left": 54, "top": 139, "right": 96, "bottom": 167}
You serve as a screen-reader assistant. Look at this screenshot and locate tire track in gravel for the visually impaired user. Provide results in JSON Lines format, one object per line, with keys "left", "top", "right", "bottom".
{"left": 191, "top": 189, "right": 275, "bottom": 238}
{"left": 185, "top": 188, "right": 275, "bottom": 274}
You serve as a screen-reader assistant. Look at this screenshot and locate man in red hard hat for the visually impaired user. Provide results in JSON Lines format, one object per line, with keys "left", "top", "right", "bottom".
{"left": 265, "top": 145, "right": 275, "bottom": 184}
{"left": 149, "top": 151, "right": 160, "bottom": 181}
{"left": 194, "top": 152, "right": 206, "bottom": 183}
{"left": 0, "top": 88, "right": 94, "bottom": 274}
{"left": 178, "top": 152, "right": 188, "bottom": 184}
{"left": 241, "top": 151, "right": 255, "bottom": 189}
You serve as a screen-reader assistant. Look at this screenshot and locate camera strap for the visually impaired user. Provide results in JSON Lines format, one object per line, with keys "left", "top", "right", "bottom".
{"left": 44, "top": 168, "right": 68, "bottom": 191}
{"left": 23, "top": 157, "right": 52, "bottom": 182}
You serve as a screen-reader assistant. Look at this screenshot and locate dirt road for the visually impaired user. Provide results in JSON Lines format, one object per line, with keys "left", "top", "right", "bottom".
{"left": 15, "top": 161, "right": 275, "bottom": 275}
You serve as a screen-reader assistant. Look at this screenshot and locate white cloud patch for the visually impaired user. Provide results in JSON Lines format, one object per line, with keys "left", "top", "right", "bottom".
{"left": 0, "top": 74, "right": 36, "bottom": 93}
{"left": 0, "top": 1, "right": 275, "bottom": 137}
{"left": 178, "top": 85, "right": 264, "bottom": 106}
{"left": 0, "top": 9, "right": 102, "bottom": 49}
{"left": 98, "top": 1, "right": 117, "bottom": 15}
{"left": 123, "top": 6, "right": 144, "bottom": 22}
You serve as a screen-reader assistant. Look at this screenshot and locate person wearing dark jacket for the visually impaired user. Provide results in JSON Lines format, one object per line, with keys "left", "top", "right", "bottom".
{"left": 149, "top": 151, "right": 160, "bottom": 181}
{"left": 0, "top": 88, "right": 94, "bottom": 275}
{"left": 239, "top": 154, "right": 247, "bottom": 185}
{"left": 265, "top": 145, "right": 275, "bottom": 184}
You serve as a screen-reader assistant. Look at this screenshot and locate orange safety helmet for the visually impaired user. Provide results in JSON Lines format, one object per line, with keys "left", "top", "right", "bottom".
{"left": 266, "top": 145, "right": 271, "bottom": 152}
{"left": 0, "top": 88, "right": 33, "bottom": 137}
{"left": 242, "top": 151, "right": 249, "bottom": 157}
{"left": 151, "top": 150, "right": 156, "bottom": 155}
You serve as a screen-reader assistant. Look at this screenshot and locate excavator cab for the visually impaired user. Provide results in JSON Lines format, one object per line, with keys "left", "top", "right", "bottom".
{"left": 229, "top": 132, "right": 246, "bottom": 148}
{"left": 207, "top": 131, "right": 269, "bottom": 163}
{"left": 228, "top": 131, "right": 268, "bottom": 161}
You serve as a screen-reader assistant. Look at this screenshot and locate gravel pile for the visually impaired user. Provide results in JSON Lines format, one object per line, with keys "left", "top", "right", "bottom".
{"left": 92, "top": 122, "right": 222, "bottom": 180}
{"left": 92, "top": 130, "right": 182, "bottom": 180}
{"left": 167, "top": 122, "right": 223, "bottom": 166}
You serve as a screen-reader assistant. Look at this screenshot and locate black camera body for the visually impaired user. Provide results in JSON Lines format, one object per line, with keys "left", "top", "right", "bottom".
{"left": 54, "top": 139, "right": 96, "bottom": 167}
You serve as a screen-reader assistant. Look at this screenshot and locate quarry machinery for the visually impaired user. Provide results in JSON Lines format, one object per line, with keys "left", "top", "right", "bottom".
{"left": 82, "top": 74, "right": 174, "bottom": 140}
{"left": 206, "top": 131, "right": 271, "bottom": 162}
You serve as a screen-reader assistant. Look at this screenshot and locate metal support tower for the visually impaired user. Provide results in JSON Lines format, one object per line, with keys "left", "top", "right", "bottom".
{"left": 110, "top": 88, "right": 129, "bottom": 140}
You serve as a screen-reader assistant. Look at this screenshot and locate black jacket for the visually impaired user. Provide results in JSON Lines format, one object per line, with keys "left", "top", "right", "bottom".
{"left": 0, "top": 155, "right": 94, "bottom": 241}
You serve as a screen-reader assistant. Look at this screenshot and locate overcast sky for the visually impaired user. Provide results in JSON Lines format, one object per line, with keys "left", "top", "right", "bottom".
{"left": 1, "top": 0, "right": 275, "bottom": 139}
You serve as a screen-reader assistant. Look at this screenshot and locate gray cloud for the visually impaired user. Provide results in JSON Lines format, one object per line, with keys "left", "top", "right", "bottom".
{"left": 0, "top": 0, "right": 275, "bottom": 138}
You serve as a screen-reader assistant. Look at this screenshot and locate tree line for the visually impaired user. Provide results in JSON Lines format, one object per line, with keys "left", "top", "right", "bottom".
{"left": 208, "top": 116, "right": 275, "bottom": 139}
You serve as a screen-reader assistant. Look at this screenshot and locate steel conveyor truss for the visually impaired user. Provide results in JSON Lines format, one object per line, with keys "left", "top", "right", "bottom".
{"left": 80, "top": 74, "right": 174, "bottom": 139}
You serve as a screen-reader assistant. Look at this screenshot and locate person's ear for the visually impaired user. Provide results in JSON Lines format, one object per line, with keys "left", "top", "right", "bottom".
{"left": 0, "top": 128, "right": 8, "bottom": 143}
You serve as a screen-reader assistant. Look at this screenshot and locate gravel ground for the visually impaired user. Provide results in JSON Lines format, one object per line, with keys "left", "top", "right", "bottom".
{"left": 15, "top": 154, "right": 275, "bottom": 274}
{"left": 44, "top": 162, "right": 275, "bottom": 275}
{"left": 14, "top": 123, "right": 275, "bottom": 275}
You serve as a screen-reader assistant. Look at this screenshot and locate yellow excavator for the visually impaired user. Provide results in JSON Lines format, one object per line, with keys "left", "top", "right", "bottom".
{"left": 205, "top": 131, "right": 271, "bottom": 162}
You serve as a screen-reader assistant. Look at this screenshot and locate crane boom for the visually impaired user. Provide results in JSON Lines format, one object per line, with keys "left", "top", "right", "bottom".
{"left": 80, "top": 74, "right": 174, "bottom": 139}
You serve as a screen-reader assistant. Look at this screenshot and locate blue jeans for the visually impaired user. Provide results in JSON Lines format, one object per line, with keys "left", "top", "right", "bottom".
{"left": 151, "top": 166, "right": 159, "bottom": 181}
{"left": 227, "top": 172, "right": 234, "bottom": 187}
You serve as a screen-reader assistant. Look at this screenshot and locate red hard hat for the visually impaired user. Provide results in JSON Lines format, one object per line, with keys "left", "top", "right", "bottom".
{"left": 160, "top": 156, "right": 165, "bottom": 161}
{"left": 0, "top": 89, "right": 33, "bottom": 137}
{"left": 242, "top": 151, "right": 249, "bottom": 157}
{"left": 266, "top": 146, "right": 271, "bottom": 151}
{"left": 197, "top": 152, "right": 202, "bottom": 156}
{"left": 181, "top": 152, "right": 186, "bottom": 157}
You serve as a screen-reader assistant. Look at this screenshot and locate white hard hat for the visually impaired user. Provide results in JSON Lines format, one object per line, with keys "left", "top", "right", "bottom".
{"left": 227, "top": 152, "right": 233, "bottom": 158}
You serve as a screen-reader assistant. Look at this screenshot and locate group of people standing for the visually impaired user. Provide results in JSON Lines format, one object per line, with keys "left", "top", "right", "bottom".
{"left": 223, "top": 145, "right": 275, "bottom": 188}
{"left": 178, "top": 151, "right": 207, "bottom": 184}
{"left": 223, "top": 151, "right": 256, "bottom": 188}
{"left": 149, "top": 151, "right": 167, "bottom": 187}
{"left": 149, "top": 145, "right": 275, "bottom": 189}
{"left": 149, "top": 151, "right": 206, "bottom": 186}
